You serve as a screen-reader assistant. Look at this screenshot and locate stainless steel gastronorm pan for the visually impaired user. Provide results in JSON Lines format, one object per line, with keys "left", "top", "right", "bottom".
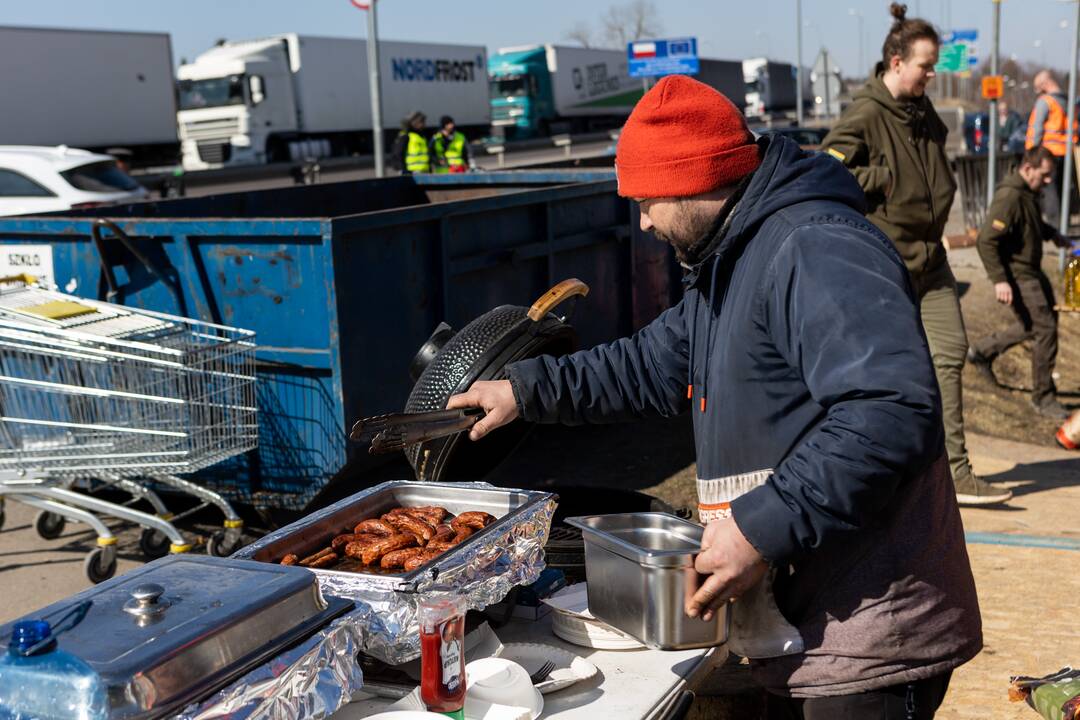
{"left": 243, "top": 481, "right": 554, "bottom": 585}
{"left": 566, "top": 512, "right": 728, "bottom": 650}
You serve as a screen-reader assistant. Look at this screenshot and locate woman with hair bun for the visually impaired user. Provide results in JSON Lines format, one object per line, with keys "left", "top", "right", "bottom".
{"left": 823, "top": 2, "right": 1013, "bottom": 508}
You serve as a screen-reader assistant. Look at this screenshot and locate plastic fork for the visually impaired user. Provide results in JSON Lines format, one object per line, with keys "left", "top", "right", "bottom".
{"left": 529, "top": 660, "right": 555, "bottom": 685}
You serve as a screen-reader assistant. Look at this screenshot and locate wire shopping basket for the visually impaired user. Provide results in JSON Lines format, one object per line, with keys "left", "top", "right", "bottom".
{"left": 0, "top": 278, "right": 257, "bottom": 475}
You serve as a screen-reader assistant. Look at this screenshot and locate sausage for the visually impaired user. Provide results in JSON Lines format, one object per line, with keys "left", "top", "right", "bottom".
{"left": 432, "top": 524, "right": 454, "bottom": 542}
{"left": 384, "top": 513, "right": 435, "bottom": 542}
{"left": 331, "top": 532, "right": 380, "bottom": 551}
{"left": 361, "top": 533, "right": 418, "bottom": 565}
{"left": 426, "top": 525, "right": 472, "bottom": 553}
{"left": 299, "top": 546, "right": 336, "bottom": 566}
{"left": 450, "top": 511, "right": 495, "bottom": 531}
{"left": 306, "top": 552, "right": 339, "bottom": 569}
{"left": 403, "top": 549, "right": 443, "bottom": 572}
{"left": 280, "top": 553, "right": 299, "bottom": 566}
{"left": 405, "top": 506, "right": 448, "bottom": 525}
{"left": 380, "top": 546, "right": 425, "bottom": 569}
{"left": 353, "top": 518, "right": 395, "bottom": 536}
{"left": 344, "top": 541, "right": 372, "bottom": 560}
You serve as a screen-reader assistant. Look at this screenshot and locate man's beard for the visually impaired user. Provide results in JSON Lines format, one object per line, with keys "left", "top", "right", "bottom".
{"left": 657, "top": 202, "right": 725, "bottom": 265}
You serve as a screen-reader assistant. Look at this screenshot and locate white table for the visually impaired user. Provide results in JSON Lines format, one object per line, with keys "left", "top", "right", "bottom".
{"left": 335, "top": 613, "right": 727, "bottom": 720}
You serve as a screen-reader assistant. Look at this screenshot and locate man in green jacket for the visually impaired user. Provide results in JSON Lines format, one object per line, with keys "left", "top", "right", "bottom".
{"left": 822, "top": 5, "right": 1012, "bottom": 505}
{"left": 969, "top": 146, "right": 1071, "bottom": 419}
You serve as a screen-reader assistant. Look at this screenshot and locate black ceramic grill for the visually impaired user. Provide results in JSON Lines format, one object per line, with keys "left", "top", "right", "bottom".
{"left": 401, "top": 280, "right": 588, "bottom": 482}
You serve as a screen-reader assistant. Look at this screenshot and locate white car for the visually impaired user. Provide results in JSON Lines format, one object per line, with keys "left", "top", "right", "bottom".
{"left": 0, "top": 146, "right": 148, "bottom": 217}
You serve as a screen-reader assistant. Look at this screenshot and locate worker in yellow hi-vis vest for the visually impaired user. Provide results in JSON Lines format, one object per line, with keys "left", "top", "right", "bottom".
{"left": 430, "top": 116, "right": 475, "bottom": 174}
{"left": 391, "top": 110, "right": 430, "bottom": 175}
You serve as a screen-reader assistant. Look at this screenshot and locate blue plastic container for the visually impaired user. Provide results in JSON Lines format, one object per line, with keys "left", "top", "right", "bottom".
{"left": 0, "top": 171, "right": 677, "bottom": 509}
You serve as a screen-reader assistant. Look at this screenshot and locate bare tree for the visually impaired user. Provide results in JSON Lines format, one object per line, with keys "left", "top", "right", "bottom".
{"left": 600, "top": 0, "right": 663, "bottom": 49}
{"left": 565, "top": 21, "right": 594, "bottom": 48}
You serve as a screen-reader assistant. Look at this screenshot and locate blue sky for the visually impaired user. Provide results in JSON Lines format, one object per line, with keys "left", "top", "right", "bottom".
{"left": 3, "top": 0, "right": 1076, "bottom": 77}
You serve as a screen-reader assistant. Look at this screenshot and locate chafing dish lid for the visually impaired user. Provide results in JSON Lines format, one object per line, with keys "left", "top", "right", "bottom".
{"left": 566, "top": 512, "right": 703, "bottom": 568}
{"left": 0, "top": 555, "right": 352, "bottom": 720}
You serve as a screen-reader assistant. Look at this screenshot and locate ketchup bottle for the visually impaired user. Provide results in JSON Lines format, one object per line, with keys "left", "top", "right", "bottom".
{"left": 419, "top": 596, "right": 466, "bottom": 719}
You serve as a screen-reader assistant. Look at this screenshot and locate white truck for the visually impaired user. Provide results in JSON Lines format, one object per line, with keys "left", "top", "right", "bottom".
{"left": 489, "top": 44, "right": 745, "bottom": 140}
{"left": 0, "top": 26, "right": 179, "bottom": 167}
{"left": 743, "top": 57, "right": 801, "bottom": 120}
{"left": 177, "top": 34, "right": 489, "bottom": 170}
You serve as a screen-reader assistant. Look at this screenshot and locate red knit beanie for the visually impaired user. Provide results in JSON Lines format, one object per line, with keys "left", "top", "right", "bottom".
{"left": 616, "top": 75, "right": 760, "bottom": 199}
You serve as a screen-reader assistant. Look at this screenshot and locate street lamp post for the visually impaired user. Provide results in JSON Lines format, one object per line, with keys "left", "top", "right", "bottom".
{"left": 796, "top": 0, "right": 804, "bottom": 126}
{"left": 1060, "top": 0, "right": 1080, "bottom": 243}
{"left": 849, "top": 8, "right": 865, "bottom": 78}
{"left": 987, "top": 0, "right": 1001, "bottom": 206}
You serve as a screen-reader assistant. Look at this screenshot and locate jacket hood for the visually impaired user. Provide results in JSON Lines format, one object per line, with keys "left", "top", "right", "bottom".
{"left": 853, "top": 67, "right": 935, "bottom": 124}
{"left": 1002, "top": 170, "right": 1034, "bottom": 195}
{"left": 685, "top": 135, "right": 867, "bottom": 286}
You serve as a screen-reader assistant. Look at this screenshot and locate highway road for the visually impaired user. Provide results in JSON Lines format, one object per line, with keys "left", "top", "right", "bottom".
{"left": 148, "top": 137, "right": 617, "bottom": 198}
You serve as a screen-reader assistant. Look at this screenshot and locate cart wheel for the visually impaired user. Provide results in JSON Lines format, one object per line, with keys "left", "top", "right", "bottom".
{"left": 84, "top": 548, "right": 117, "bottom": 584}
{"left": 138, "top": 528, "right": 170, "bottom": 559}
{"left": 206, "top": 530, "right": 241, "bottom": 558}
{"left": 34, "top": 510, "right": 66, "bottom": 540}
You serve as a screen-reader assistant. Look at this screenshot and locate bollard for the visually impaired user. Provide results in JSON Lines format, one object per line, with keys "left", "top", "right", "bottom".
{"left": 553, "top": 134, "right": 572, "bottom": 158}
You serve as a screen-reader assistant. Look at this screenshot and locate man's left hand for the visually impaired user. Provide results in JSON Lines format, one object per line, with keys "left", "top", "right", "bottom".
{"left": 686, "top": 517, "right": 769, "bottom": 622}
{"left": 1053, "top": 232, "right": 1072, "bottom": 248}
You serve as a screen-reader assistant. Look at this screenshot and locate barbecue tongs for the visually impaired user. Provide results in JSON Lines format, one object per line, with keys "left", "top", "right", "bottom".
{"left": 351, "top": 407, "right": 484, "bottom": 455}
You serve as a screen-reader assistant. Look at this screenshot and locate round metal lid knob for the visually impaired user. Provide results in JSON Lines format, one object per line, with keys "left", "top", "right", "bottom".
{"left": 131, "top": 583, "right": 165, "bottom": 604}
{"left": 124, "top": 583, "right": 170, "bottom": 617}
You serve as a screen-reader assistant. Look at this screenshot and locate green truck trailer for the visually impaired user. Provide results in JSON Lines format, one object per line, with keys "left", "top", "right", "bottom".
{"left": 489, "top": 43, "right": 745, "bottom": 140}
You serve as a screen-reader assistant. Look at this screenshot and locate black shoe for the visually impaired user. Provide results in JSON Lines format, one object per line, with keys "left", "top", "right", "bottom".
{"left": 966, "top": 347, "right": 997, "bottom": 383}
{"left": 1033, "top": 397, "right": 1071, "bottom": 421}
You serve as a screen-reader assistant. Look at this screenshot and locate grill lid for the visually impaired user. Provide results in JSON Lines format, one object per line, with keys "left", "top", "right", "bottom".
{"left": 402, "top": 279, "right": 588, "bottom": 482}
{"left": 0, "top": 555, "right": 352, "bottom": 720}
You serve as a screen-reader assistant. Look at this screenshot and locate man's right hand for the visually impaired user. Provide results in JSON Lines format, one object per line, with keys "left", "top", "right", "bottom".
{"left": 446, "top": 380, "right": 519, "bottom": 441}
{"left": 994, "top": 281, "right": 1013, "bottom": 305}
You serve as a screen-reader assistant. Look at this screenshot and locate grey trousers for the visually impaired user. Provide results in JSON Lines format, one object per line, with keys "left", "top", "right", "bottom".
{"left": 910, "top": 262, "right": 975, "bottom": 487}
{"left": 971, "top": 274, "right": 1058, "bottom": 404}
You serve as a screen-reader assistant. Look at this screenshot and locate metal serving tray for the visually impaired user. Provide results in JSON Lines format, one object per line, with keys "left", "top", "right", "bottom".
{"left": 567, "top": 512, "right": 728, "bottom": 650}
{"left": 243, "top": 480, "right": 552, "bottom": 585}
{"left": 0, "top": 555, "right": 352, "bottom": 720}
{"left": 236, "top": 481, "right": 557, "bottom": 664}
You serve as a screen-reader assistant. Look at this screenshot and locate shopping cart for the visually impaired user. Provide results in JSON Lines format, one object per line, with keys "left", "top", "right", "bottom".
{"left": 0, "top": 277, "right": 257, "bottom": 582}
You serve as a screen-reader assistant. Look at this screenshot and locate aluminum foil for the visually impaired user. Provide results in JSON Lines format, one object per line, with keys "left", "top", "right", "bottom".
{"left": 175, "top": 610, "right": 365, "bottom": 720}
{"left": 236, "top": 481, "right": 556, "bottom": 665}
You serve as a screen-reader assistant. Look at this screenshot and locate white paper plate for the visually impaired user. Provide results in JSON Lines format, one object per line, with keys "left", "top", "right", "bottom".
{"left": 498, "top": 642, "right": 599, "bottom": 694}
{"left": 550, "top": 606, "right": 644, "bottom": 650}
{"left": 364, "top": 712, "right": 449, "bottom": 720}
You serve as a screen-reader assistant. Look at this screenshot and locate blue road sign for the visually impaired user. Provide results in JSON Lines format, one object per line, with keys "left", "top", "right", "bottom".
{"left": 944, "top": 28, "right": 978, "bottom": 44}
{"left": 628, "top": 37, "right": 699, "bottom": 78}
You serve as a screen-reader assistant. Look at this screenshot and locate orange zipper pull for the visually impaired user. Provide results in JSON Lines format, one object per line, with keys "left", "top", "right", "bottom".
{"left": 687, "top": 384, "right": 693, "bottom": 399}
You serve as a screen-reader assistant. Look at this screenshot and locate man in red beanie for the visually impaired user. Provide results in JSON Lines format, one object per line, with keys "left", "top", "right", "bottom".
{"left": 450, "top": 75, "right": 981, "bottom": 718}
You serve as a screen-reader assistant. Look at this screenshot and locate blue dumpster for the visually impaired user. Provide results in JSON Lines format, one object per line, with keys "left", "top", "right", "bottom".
{"left": 0, "top": 171, "right": 678, "bottom": 509}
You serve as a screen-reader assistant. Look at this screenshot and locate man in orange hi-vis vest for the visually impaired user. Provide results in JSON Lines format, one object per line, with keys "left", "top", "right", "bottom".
{"left": 1026, "top": 70, "right": 1079, "bottom": 226}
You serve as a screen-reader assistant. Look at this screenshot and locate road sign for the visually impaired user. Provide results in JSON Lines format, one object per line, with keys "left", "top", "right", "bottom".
{"left": 628, "top": 37, "right": 699, "bottom": 78}
{"left": 935, "top": 42, "right": 968, "bottom": 73}
{"left": 982, "top": 75, "right": 1004, "bottom": 99}
{"left": 943, "top": 28, "right": 978, "bottom": 44}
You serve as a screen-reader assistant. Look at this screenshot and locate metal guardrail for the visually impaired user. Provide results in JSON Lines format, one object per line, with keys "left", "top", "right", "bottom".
{"left": 953, "top": 153, "right": 1022, "bottom": 234}
{"left": 135, "top": 130, "right": 621, "bottom": 198}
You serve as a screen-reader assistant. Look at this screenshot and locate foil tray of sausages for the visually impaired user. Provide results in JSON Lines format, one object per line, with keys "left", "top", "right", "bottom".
{"left": 235, "top": 481, "right": 557, "bottom": 664}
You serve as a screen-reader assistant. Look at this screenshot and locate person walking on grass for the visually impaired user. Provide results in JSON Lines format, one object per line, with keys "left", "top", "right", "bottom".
{"left": 969, "top": 145, "right": 1072, "bottom": 419}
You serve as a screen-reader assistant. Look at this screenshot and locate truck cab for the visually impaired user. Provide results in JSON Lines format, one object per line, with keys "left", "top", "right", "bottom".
{"left": 488, "top": 47, "right": 553, "bottom": 140}
{"left": 177, "top": 39, "right": 297, "bottom": 170}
